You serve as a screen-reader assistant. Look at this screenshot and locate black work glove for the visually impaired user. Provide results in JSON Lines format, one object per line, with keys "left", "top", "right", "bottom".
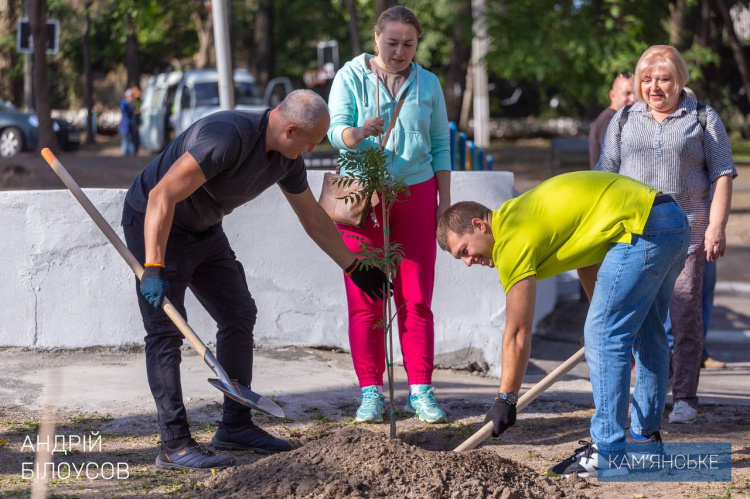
{"left": 140, "top": 266, "right": 171, "bottom": 309}
{"left": 484, "top": 398, "right": 517, "bottom": 437}
{"left": 345, "top": 259, "right": 389, "bottom": 301}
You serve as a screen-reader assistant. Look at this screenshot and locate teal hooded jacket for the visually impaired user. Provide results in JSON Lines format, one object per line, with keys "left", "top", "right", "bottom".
{"left": 327, "top": 53, "right": 451, "bottom": 186}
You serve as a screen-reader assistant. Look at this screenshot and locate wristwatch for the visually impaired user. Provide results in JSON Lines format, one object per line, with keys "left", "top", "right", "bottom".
{"left": 494, "top": 392, "right": 518, "bottom": 405}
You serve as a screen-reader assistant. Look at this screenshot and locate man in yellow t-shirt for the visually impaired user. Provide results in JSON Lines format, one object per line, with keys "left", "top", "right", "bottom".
{"left": 437, "top": 171, "right": 689, "bottom": 478}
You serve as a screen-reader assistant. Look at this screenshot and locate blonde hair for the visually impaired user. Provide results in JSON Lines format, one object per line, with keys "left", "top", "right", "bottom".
{"left": 634, "top": 45, "right": 690, "bottom": 102}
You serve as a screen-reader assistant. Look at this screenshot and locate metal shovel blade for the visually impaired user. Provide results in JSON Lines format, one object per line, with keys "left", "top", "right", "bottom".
{"left": 208, "top": 378, "right": 285, "bottom": 418}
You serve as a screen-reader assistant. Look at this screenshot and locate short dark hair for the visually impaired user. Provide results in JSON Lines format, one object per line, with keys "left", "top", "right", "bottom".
{"left": 436, "top": 201, "right": 492, "bottom": 252}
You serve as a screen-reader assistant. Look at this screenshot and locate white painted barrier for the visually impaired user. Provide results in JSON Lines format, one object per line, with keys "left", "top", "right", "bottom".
{"left": 0, "top": 171, "right": 555, "bottom": 376}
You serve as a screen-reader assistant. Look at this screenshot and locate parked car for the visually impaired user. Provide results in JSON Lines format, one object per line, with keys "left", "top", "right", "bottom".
{"left": 139, "top": 68, "right": 291, "bottom": 152}
{"left": 0, "top": 102, "right": 80, "bottom": 158}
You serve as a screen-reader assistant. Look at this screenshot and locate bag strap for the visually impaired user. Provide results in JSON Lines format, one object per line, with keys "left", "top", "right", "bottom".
{"left": 618, "top": 104, "right": 633, "bottom": 132}
{"left": 379, "top": 85, "right": 408, "bottom": 150}
{"left": 696, "top": 103, "right": 707, "bottom": 130}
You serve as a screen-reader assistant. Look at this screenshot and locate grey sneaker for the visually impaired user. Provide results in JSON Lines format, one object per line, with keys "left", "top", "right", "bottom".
{"left": 668, "top": 400, "right": 697, "bottom": 424}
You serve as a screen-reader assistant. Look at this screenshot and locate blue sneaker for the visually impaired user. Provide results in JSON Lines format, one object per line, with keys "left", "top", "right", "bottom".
{"left": 155, "top": 439, "right": 234, "bottom": 471}
{"left": 355, "top": 386, "right": 384, "bottom": 423}
{"left": 404, "top": 385, "right": 447, "bottom": 423}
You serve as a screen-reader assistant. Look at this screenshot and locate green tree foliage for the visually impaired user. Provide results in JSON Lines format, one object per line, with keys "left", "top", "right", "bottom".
{"left": 484, "top": 0, "right": 671, "bottom": 117}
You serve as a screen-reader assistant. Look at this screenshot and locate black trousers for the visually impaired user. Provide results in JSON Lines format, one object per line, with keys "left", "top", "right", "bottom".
{"left": 122, "top": 202, "right": 257, "bottom": 441}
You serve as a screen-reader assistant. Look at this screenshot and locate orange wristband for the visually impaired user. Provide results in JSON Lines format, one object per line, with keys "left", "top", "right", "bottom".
{"left": 144, "top": 263, "right": 165, "bottom": 268}
{"left": 345, "top": 261, "right": 360, "bottom": 277}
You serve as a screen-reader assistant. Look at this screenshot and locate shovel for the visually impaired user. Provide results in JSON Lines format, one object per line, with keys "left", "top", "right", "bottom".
{"left": 41, "top": 149, "right": 285, "bottom": 418}
{"left": 453, "top": 346, "right": 586, "bottom": 452}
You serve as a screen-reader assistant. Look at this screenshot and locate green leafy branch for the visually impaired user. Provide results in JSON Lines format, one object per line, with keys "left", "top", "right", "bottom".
{"left": 337, "top": 146, "right": 410, "bottom": 439}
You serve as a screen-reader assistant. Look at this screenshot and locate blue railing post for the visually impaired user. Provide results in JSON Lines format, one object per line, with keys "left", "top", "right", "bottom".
{"left": 449, "top": 122, "right": 457, "bottom": 171}
{"left": 477, "top": 148, "right": 485, "bottom": 171}
{"left": 467, "top": 141, "right": 475, "bottom": 171}
{"left": 486, "top": 155, "right": 494, "bottom": 171}
{"left": 458, "top": 133, "right": 467, "bottom": 171}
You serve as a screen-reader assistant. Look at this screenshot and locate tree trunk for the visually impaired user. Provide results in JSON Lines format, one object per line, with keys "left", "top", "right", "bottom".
{"left": 459, "top": 62, "right": 473, "bottom": 131}
{"left": 252, "top": 0, "right": 274, "bottom": 90}
{"left": 345, "top": 0, "right": 362, "bottom": 57}
{"left": 444, "top": 0, "right": 472, "bottom": 123}
{"left": 82, "top": 0, "right": 94, "bottom": 144}
{"left": 191, "top": 8, "right": 214, "bottom": 69}
{"left": 376, "top": 0, "right": 398, "bottom": 16}
{"left": 125, "top": 14, "right": 139, "bottom": 88}
{"left": 0, "top": 0, "right": 15, "bottom": 102}
{"left": 29, "top": 0, "right": 60, "bottom": 152}
{"left": 669, "top": 0, "right": 692, "bottom": 50}
{"left": 690, "top": 0, "right": 712, "bottom": 100}
{"left": 714, "top": 0, "right": 750, "bottom": 107}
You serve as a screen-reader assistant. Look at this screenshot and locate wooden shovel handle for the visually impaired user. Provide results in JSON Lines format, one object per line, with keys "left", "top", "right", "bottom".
{"left": 41, "top": 148, "right": 207, "bottom": 358}
{"left": 453, "top": 346, "right": 586, "bottom": 452}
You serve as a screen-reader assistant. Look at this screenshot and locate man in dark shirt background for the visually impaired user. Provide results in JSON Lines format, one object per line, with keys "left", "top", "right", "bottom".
{"left": 122, "top": 90, "right": 389, "bottom": 470}
{"left": 588, "top": 73, "right": 635, "bottom": 168}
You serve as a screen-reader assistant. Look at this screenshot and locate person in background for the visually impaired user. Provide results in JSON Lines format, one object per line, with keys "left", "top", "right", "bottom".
{"left": 588, "top": 72, "right": 635, "bottom": 168}
{"left": 596, "top": 46, "right": 737, "bottom": 424}
{"left": 665, "top": 89, "right": 725, "bottom": 370}
{"left": 327, "top": 5, "right": 451, "bottom": 424}
{"left": 131, "top": 86, "right": 142, "bottom": 155}
{"left": 119, "top": 88, "right": 136, "bottom": 156}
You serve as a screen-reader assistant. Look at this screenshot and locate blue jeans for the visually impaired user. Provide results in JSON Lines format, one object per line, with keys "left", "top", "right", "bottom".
{"left": 585, "top": 201, "right": 689, "bottom": 453}
{"left": 121, "top": 133, "right": 136, "bottom": 156}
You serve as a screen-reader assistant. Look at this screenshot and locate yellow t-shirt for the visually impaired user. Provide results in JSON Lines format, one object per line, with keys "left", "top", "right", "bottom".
{"left": 492, "top": 171, "right": 659, "bottom": 293}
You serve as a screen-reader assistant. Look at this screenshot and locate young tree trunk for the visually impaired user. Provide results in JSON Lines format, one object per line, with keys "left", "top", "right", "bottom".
{"left": 251, "top": 0, "right": 274, "bottom": 90}
{"left": 29, "top": 0, "right": 60, "bottom": 152}
{"left": 191, "top": 8, "right": 214, "bottom": 69}
{"left": 125, "top": 14, "right": 140, "bottom": 88}
{"left": 0, "top": 0, "right": 15, "bottom": 102}
{"left": 714, "top": 0, "right": 750, "bottom": 107}
{"left": 82, "top": 0, "right": 95, "bottom": 144}
{"left": 345, "top": 0, "right": 362, "bottom": 57}
{"left": 444, "top": 0, "right": 472, "bottom": 123}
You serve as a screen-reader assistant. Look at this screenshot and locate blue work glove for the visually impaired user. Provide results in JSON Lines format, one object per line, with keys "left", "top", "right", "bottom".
{"left": 484, "top": 398, "right": 517, "bottom": 437}
{"left": 345, "top": 259, "right": 389, "bottom": 301}
{"left": 140, "top": 265, "right": 171, "bottom": 309}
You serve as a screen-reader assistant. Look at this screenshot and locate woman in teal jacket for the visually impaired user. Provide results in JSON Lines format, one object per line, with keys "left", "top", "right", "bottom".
{"left": 327, "top": 6, "right": 451, "bottom": 424}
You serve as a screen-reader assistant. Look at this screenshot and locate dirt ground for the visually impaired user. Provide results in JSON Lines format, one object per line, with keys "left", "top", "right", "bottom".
{"left": 0, "top": 137, "right": 748, "bottom": 498}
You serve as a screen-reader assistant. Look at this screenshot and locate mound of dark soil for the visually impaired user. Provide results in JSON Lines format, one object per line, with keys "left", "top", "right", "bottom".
{"left": 198, "top": 427, "right": 575, "bottom": 498}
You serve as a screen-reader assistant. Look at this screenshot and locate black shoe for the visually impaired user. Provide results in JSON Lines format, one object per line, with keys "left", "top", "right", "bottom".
{"left": 212, "top": 421, "right": 292, "bottom": 454}
{"left": 625, "top": 428, "right": 664, "bottom": 456}
{"left": 546, "top": 440, "right": 602, "bottom": 478}
{"left": 155, "top": 439, "right": 235, "bottom": 471}
{"left": 625, "top": 428, "right": 662, "bottom": 445}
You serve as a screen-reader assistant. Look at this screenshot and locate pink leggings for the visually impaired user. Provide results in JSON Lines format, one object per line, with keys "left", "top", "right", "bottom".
{"left": 337, "top": 177, "right": 438, "bottom": 387}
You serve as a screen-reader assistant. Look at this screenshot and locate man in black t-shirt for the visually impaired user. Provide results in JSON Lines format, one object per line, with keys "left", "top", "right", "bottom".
{"left": 122, "top": 90, "right": 388, "bottom": 470}
{"left": 589, "top": 72, "right": 634, "bottom": 168}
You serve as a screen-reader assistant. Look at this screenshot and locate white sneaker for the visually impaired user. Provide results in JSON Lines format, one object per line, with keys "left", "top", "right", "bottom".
{"left": 669, "top": 400, "right": 697, "bottom": 424}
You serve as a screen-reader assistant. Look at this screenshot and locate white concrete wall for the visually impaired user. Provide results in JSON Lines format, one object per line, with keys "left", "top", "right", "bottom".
{"left": 0, "top": 171, "right": 556, "bottom": 376}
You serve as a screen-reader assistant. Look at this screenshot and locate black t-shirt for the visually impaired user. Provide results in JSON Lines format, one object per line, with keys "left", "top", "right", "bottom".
{"left": 588, "top": 107, "right": 617, "bottom": 168}
{"left": 125, "top": 109, "right": 308, "bottom": 232}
